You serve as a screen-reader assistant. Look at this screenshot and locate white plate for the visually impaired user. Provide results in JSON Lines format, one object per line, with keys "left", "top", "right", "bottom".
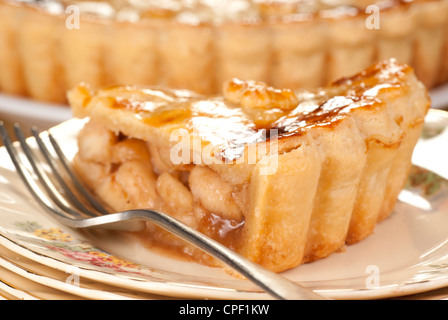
{"left": 0, "top": 110, "right": 448, "bottom": 300}
{"left": 0, "top": 93, "right": 71, "bottom": 132}
{"left": 430, "top": 83, "right": 448, "bottom": 109}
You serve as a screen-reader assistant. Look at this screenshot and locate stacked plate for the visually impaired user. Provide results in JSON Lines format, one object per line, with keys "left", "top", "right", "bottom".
{"left": 1, "top": 93, "right": 448, "bottom": 300}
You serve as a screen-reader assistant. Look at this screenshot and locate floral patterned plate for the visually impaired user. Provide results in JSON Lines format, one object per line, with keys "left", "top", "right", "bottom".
{"left": 0, "top": 109, "right": 448, "bottom": 300}
{"left": 0, "top": 242, "right": 170, "bottom": 300}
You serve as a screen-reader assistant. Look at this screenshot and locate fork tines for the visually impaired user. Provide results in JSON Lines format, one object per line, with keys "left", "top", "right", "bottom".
{"left": 0, "top": 122, "right": 109, "bottom": 221}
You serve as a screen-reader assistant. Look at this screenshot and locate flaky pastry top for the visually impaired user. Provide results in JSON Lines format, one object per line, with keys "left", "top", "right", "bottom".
{"left": 69, "top": 59, "right": 426, "bottom": 162}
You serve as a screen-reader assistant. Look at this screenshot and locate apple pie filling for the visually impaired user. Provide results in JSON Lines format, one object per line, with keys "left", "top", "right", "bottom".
{"left": 74, "top": 119, "right": 248, "bottom": 265}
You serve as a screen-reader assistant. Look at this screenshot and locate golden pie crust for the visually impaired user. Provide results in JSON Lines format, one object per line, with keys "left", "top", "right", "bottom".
{"left": 69, "top": 59, "right": 430, "bottom": 272}
{"left": 0, "top": 0, "right": 447, "bottom": 103}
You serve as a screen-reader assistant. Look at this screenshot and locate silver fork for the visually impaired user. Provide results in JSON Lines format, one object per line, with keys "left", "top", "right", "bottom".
{"left": 0, "top": 122, "right": 327, "bottom": 300}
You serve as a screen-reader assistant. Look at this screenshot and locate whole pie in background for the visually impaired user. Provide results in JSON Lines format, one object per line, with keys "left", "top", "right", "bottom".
{"left": 0, "top": 0, "right": 447, "bottom": 103}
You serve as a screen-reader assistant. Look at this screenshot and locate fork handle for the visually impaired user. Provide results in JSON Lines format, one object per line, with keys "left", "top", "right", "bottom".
{"left": 70, "top": 209, "right": 327, "bottom": 300}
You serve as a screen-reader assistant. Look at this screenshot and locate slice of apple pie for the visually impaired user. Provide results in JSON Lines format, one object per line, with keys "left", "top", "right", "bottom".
{"left": 68, "top": 59, "right": 430, "bottom": 272}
